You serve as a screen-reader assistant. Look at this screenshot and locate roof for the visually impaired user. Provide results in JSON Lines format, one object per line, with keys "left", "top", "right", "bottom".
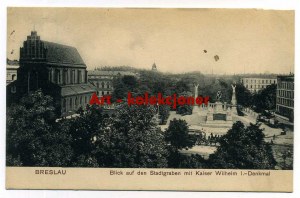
{"left": 43, "top": 41, "right": 86, "bottom": 67}
{"left": 88, "top": 70, "right": 136, "bottom": 76}
{"left": 60, "top": 84, "right": 96, "bottom": 97}
{"left": 277, "top": 75, "right": 294, "bottom": 82}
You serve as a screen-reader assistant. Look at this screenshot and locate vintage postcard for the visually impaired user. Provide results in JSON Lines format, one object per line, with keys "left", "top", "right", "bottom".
{"left": 6, "top": 7, "right": 294, "bottom": 191}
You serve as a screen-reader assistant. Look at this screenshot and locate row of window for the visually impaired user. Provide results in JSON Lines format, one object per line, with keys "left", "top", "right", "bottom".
{"left": 62, "top": 92, "right": 112, "bottom": 113}
{"left": 89, "top": 75, "right": 113, "bottom": 79}
{"left": 277, "top": 90, "right": 294, "bottom": 99}
{"left": 242, "top": 79, "right": 277, "bottom": 84}
{"left": 98, "top": 91, "right": 111, "bottom": 96}
{"left": 246, "top": 84, "right": 269, "bottom": 89}
{"left": 22, "top": 40, "right": 45, "bottom": 59}
{"left": 96, "top": 81, "right": 111, "bottom": 89}
{"left": 276, "top": 105, "right": 293, "bottom": 119}
{"left": 62, "top": 95, "right": 90, "bottom": 112}
{"left": 277, "top": 97, "right": 294, "bottom": 107}
{"left": 278, "top": 82, "right": 294, "bottom": 90}
{"left": 49, "top": 69, "right": 87, "bottom": 85}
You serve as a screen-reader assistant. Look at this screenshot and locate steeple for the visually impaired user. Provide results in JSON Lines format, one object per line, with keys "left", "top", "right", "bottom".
{"left": 152, "top": 63, "right": 157, "bottom": 71}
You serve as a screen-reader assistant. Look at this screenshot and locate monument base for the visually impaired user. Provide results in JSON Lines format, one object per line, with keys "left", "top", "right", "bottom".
{"left": 231, "top": 106, "right": 238, "bottom": 115}
{"left": 205, "top": 101, "right": 233, "bottom": 128}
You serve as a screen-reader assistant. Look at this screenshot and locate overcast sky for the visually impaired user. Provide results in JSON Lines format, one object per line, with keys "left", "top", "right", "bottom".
{"left": 7, "top": 8, "right": 294, "bottom": 74}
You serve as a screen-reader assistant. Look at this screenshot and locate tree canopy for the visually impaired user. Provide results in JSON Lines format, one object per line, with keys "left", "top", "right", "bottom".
{"left": 165, "top": 118, "right": 196, "bottom": 150}
{"left": 6, "top": 90, "right": 73, "bottom": 166}
{"left": 252, "top": 84, "right": 277, "bottom": 112}
{"left": 208, "top": 121, "right": 276, "bottom": 169}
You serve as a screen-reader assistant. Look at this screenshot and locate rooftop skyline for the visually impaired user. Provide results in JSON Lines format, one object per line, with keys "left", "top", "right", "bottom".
{"left": 7, "top": 8, "right": 294, "bottom": 74}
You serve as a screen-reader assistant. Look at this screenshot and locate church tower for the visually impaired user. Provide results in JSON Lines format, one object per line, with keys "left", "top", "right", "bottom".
{"left": 152, "top": 63, "right": 157, "bottom": 71}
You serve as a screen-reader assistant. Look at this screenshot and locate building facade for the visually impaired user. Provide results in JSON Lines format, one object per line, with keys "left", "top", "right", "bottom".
{"left": 7, "top": 31, "right": 96, "bottom": 116}
{"left": 240, "top": 76, "right": 277, "bottom": 93}
{"left": 276, "top": 75, "right": 294, "bottom": 121}
{"left": 88, "top": 70, "right": 136, "bottom": 97}
{"left": 6, "top": 59, "right": 19, "bottom": 85}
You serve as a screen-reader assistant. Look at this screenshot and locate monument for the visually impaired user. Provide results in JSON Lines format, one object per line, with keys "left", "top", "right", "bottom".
{"left": 205, "top": 90, "right": 233, "bottom": 128}
{"left": 231, "top": 83, "right": 238, "bottom": 114}
{"left": 192, "top": 84, "right": 201, "bottom": 114}
{"left": 179, "top": 84, "right": 238, "bottom": 136}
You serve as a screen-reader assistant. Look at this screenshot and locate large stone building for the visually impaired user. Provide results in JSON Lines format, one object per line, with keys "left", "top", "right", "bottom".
{"left": 7, "top": 31, "right": 96, "bottom": 116}
{"left": 88, "top": 70, "right": 136, "bottom": 97}
{"left": 276, "top": 75, "right": 294, "bottom": 121}
{"left": 6, "top": 59, "right": 19, "bottom": 85}
{"left": 240, "top": 76, "right": 277, "bottom": 93}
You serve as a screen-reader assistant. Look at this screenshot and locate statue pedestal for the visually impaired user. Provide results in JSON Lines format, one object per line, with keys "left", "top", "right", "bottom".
{"left": 231, "top": 106, "right": 238, "bottom": 115}
{"left": 214, "top": 102, "right": 223, "bottom": 112}
{"left": 205, "top": 101, "right": 233, "bottom": 128}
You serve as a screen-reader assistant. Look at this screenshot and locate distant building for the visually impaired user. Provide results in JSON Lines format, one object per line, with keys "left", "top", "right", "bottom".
{"left": 6, "top": 59, "right": 19, "bottom": 85}
{"left": 276, "top": 75, "right": 294, "bottom": 121}
{"left": 152, "top": 63, "right": 157, "bottom": 71}
{"left": 88, "top": 70, "right": 136, "bottom": 97}
{"left": 7, "top": 31, "right": 96, "bottom": 116}
{"left": 240, "top": 76, "right": 277, "bottom": 93}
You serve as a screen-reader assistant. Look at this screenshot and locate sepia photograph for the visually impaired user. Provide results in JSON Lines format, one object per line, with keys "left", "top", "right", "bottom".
{"left": 5, "top": 7, "right": 295, "bottom": 191}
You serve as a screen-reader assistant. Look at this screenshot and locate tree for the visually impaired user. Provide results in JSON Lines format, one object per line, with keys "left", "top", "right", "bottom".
{"left": 200, "top": 78, "right": 232, "bottom": 103}
{"left": 68, "top": 105, "right": 106, "bottom": 167}
{"left": 158, "top": 104, "right": 170, "bottom": 125}
{"left": 235, "top": 83, "right": 252, "bottom": 107}
{"left": 208, "top": 121, "right": 276, "bottom": 169}
{"left": 167, "top": 151, "right": 206, "bottom": 168}
{"left": 176, "top": 104, "right": 193, "bottom": 115}
{"left": 252, "top": 84, "right": 276, "bottom": 112}
{"left": 112, "top": 76, "right": 127, "bottom": 101}
{"left": 176, "top": 91, "right": 193, "bottom": 115}
{"left": 93, "top": 104, "right": 168, "bottom": 168}
{"left": 112, "top": 75, "right": 140, "bottom": 100}
{"left": 177, "top": 154, "right": 207, "bottom": 168}
{"left": 165, "top": 118, "right": 196, "bottom": 150}
{"left": 174, "top": 80, "right": 191, "bottom": 94}
{"left": 6, "top": 90, "right": 73, "bottom": 166}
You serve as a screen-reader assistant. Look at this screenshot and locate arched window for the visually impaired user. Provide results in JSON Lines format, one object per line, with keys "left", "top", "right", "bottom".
{"left": 75, "top": 97, "right": 78, "bottom": 108}
{"left": 97, "top": 82, "right": 99, "bottom": 88}
{"left": 63, "top": 99, "right": 66, "bottom": 112}
{"left": 12, "top": 74, "right": 16, "bottom": 81}
{"left": 48, "top": 69, "right": 52, "bottom": 81}
{"left": 69, "top": 98, "right": 73, "bottom": 110}
{"left": 78, "top": 70, "right": 82, "bottom": 83}
{"left": 56, "top": 69, "right": 61, "bottom": 84}
{"left": 102, "top": 82, "right": 105, "bottom": 88}
{"left": 63, "top": 69, "right": 68, "bottom": 85}
{"left": 72, "top": 70, "right": 75, "bottom": 84}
